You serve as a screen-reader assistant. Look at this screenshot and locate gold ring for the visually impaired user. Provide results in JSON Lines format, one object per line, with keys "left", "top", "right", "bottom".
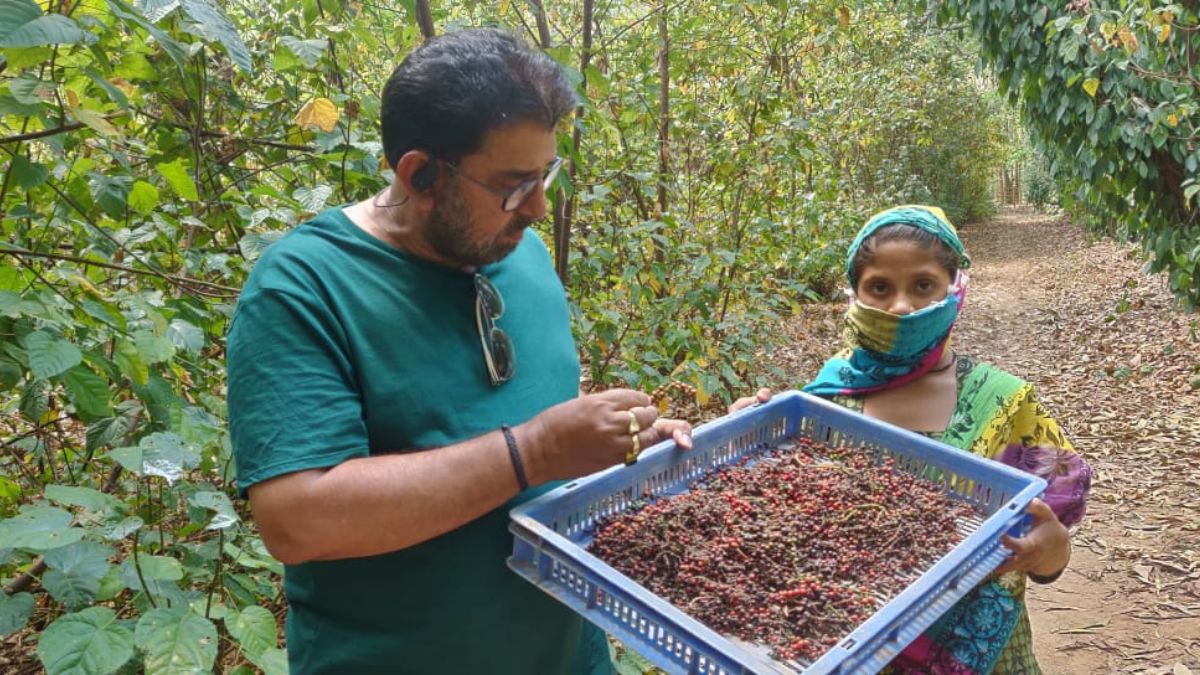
{"left": 627, "top": 410, "right": 640, "bottom": 435}
{"left": 625, "top": 432, "right": 641, "bottom": 466}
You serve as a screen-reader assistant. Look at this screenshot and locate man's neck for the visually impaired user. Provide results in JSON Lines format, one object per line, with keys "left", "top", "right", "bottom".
{"left": 344, "top": 188, "right": 456, "bottom": 268}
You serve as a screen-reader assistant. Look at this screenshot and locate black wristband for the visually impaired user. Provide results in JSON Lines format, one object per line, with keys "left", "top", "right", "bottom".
{"left": 500, "top": 425, "right": 529, "bottom": 491}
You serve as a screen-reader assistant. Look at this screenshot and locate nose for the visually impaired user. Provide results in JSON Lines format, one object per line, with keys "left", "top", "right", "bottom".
{"left": 516, "top": 182, "right": 548, "bottom": 221}
{"left": 889, "top": 294, "right": 914, "bottom": 315}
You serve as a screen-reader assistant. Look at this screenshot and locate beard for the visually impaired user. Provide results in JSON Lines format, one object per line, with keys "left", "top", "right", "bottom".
{"left": 424, "top": 184, "right": 534, "bottom": 268}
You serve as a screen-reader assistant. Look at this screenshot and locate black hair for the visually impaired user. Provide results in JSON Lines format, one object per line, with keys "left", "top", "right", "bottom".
{"left": 380, "top": 28, "right": 579, "bottom": 169}
{"left": 849, "top": 224, "right": 959, "bottom": 287}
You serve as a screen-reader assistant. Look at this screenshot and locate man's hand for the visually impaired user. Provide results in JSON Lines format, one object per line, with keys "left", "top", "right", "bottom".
{"left": 995, "top": 498, "right": 1071, "bottom": 578}
{"left": 728, "top": 388, "right": 772, "bottom": 414}
{"left": 521, "top": 389, "right": 692, "bottom": 483}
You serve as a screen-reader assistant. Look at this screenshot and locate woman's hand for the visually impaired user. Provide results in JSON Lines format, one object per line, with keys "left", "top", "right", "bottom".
{"left": 995, "top": 498, "right": 1071, "bottom": 579}
{"left": 728, "top": 388, "right": 772, "bottom": 414}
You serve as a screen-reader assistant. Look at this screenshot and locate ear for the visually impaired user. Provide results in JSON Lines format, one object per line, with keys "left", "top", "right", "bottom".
{"left": 393, "top": 150, "right": 438, "bottom": 211}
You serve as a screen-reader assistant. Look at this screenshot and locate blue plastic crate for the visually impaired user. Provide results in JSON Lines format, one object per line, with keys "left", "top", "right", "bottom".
{"left": 508, "top": 391, "right": 1047, "bottom": 674}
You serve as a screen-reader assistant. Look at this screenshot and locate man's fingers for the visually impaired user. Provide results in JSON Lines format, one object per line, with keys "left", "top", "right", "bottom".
{"left": 755, "top": 388, "right": 772, "bottom": 402}
{"left": 594, "top": 388, "right": 653, "bottom": 408}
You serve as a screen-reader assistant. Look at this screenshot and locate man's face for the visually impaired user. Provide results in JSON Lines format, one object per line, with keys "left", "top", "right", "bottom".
{"left": 424, "top": 121, "right": 558, "bottom": 268}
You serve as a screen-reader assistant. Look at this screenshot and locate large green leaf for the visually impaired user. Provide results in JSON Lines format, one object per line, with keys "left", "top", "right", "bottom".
{"left": 280, "top": 35, "right": 326, "bottom": 66}
{"left": 180, "top": 0, "right": 252, "bottom": 74}
{"left": 89, "top": 173, "right": 133, "bottom": 219}
{"left": 24, "top": 330, "right": 83, "bottom": 379}
{"left": 225, "top": 605, "right": 276, "bottom": 660}
{"left": 0, "top": 355, "right": 21, "bottom": 390}
{"left": 42, "top": 540, "right": 114, "bottom": 611}
{"left": 293, "top": 185, "right": 333, "bottom": 213}
{"left": 166, "top": 319, "right": 204, "bottom": 353}
{"left": 156, "top": 158, "right": 198, "bottom": 202}
{"left": 46, "top": 484, "right": 126, "bottom": 516}
{"left": 0, "top": 0, "right": 84, "bottom": 47}
{"left": 64, "top": 366, "right": 112, "bottom": 418}
{"left": 238, "top": 231, "right": 284, "bottom": 261}
{"left": 127, "top": 180, "right": 160, "bottom": 216}
{"left": 10, "top": 155, "right": 49, "bottom": 190}
{"left": 248, "top": 647, "right": 289, "bottom": 675}
{"left": 37, "top": 606, "right": 135, "bottom": 675}
{"left": 141, "top": 431, "right": 200, "bottom": 483}
{"left": 137, "top": 0, "right": 180, "bottom": 21}
{"left": 0, "top": 592, "right": 35, "bottom": 638}
{"left": 107, "top": 0, "right": 187, "bottom": 69}
{"left": 86, "top": 414, "right": 133, "bottom": 453}
{"left": 134, "top": 608, "right": 217, "bottom": 674}
{"left": 134, "top": 330, "right": 176, "bottom": 364}
{"left": 0, "top": 504, "right": 84, "bottom": 550}
{"left": 188, "top": 490, "right": 239, "bottom": 530}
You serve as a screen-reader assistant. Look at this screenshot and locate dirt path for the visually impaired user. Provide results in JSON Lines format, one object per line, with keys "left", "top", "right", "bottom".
{"left": 765, "top": 207, "right": 1200, "bottom": 673}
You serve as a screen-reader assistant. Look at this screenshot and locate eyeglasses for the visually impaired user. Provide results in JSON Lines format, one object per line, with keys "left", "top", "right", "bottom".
{"left": 443, "top": 156, "right": 564, "bottom": 212}
{"left": 474, "top": 273, "right": 514, "bottom": 386}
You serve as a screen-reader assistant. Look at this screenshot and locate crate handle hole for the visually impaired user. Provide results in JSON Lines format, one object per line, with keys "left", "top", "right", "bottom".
{"left": 841, "top": 637, "right": 857, "bottom": 649}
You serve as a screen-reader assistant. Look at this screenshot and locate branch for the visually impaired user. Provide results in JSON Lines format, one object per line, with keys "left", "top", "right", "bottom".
{"left": 0, "top": 112, "right": 128, "bottom": 145}
{"left": 137, "top": 108, "right": 315, "bottom": 152}
{"left": 1, "top": 245, "right": 240, "bottom": 296}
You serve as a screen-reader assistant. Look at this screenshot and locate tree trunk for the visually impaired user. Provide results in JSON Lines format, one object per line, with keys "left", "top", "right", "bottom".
{"left": 414, "top": 0, "right": 435, "bottom": 40}
{"left": 556, "top": 0, "right": 594, "bottom": 286}
{"left": 529, "top": 0, "right": 552, "bottom": 47}
{"left": 656, "top": 3, "right": 670, "bottom": 216}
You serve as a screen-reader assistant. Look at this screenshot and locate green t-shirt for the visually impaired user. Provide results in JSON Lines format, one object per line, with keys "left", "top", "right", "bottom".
{"left": 227, "top": 209, "right": 611, "bottom": 674}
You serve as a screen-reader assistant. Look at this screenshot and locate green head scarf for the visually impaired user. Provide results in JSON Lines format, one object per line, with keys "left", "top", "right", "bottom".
{"left": 844, "top": 205, "right": 971, "bottom": 286}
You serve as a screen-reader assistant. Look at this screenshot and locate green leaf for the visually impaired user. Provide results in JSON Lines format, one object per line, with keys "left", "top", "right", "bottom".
{"left": 225, "top": 605, "right": 276, "bottom": 660}
{"left": 0, "top": 505, "right": 84, "bottom": 550}
{"left": 64, "top": 366, "right": 112, "bottom": 418}
{"left": 140, "top": 431, "right": 200, "bottom": 484}
{"left": 166, "top": 318, "right": 204, "bottom": 353}
{"left": 121, "top": 554, "right": 183, "bottom": 584}
{"left": 10, "top": 155, "right": 49, "bottom": 190}
{"left": 37, "top": 607, "right": 135, "bottom": 675}
{"left": 134, "top": 330, "right": 175, "bottom": 364}
{"left": 188, "top": 490, "right": 238, "bottom": 530}
{"left": 293, "top": 184, "right": 333, "bottom": 213}
{"left": 134, "top": 608, "right": 217, "bottom": 674}
{"left": 108, "top": 446, "right": 144, "bottom": 475}
{"left": 0, "top": 93, "right": 43, "bottom": 115}
{"left": 42, "top": 540, "right": 114, "bottom": 611}
{"left": 24, "top": 330, "right": 83, "bottom": 379}
{"left": 114, "top": 340, "right": 148, "bottom": 385}
{"left": 107, "top": 0, "right": 187, "bottom": 69}
{"left": 136, "top": 0, "right": 181, "bottom": 21}
{"left": 0, "top": 0, "right": 84, "bottom": 47}
{"left": 102, "top": 515, "right": 143, "bottom": 540}
{"left": 279, "top": 35, "right": 326, "bottom": 66}
{"left": 90, "top": 173, "right": 133, "bottom": 219}
{"left": 180, "top": 0, "right": 252, "bottom": 74}
{"left": 127, "top": 180, "right": 159, "bottom": 216}
{"left": 238, "top": 230, "right": 284, "bottom": 261}
{"left": 0, "top": 592, "right": 35, "bottom": 638}
{"left": 18, "top": 378, "right": 50, "bottom": 424}
{"left": 156, "top": 158, "right": 198, "bottom": 201}
{"left": 86, "top": 414, "right": 133, "bottom": 453}
{"left": 46, "top": 484, "right": 125, "bottom": 516}
{"left": 248, "top": 647, "right": 288, "bottom": 675}
{"left": 0, "top": 356, "right": 21, "bottom": 390}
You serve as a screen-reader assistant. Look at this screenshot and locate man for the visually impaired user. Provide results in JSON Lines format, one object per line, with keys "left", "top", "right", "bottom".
{"left": 226, "top": 28, "right": 691, "bottom": 674}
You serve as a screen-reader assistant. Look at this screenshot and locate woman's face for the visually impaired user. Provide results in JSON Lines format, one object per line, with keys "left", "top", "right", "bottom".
{"left": 854, "top": 239, "right": 953, "bottom": 315}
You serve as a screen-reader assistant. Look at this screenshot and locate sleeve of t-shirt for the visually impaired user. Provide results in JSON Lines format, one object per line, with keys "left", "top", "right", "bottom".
{"left": 226, "top": 287, "right": 369, "bottom": 496}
